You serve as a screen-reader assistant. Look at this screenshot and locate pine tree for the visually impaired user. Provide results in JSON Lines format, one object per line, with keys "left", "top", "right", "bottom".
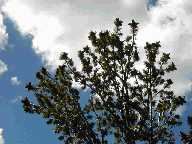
{"left": 22, "top": 18, "right": 185, "bottom": 143}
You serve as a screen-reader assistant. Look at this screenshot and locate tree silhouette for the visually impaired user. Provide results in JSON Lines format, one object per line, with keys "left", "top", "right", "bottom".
{"left": 22, "top": 18, "right": 185, "bottom": 143}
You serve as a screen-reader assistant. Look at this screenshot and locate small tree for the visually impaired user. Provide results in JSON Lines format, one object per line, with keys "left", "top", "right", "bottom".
{"left": 22, "top": 18, "right": 185, "bottom": 143}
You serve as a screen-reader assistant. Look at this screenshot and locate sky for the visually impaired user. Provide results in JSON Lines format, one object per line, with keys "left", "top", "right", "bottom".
{"left": 0, "top": 0, "right": 192, "bottom": 143}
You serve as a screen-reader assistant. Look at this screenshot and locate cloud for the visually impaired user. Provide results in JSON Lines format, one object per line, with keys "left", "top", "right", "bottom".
{"left": 0, "top": 59, "right": 7, "bottom": 75}
{"left": 1, "top": 0, "right": 149, "bottom": 70}
{"left": 1, "top": 0, "right": 192, "bottom": 97}
{"left": 0, "top": 0, "right": 8, "bottom": 50}
{"left": 10, "top": 76, "right": 20, "bottom": 86}
{"left": 0, "top": 129, "right": 4, "bottom": 144}
{"left": 0, "top": 13, "right": 8, "bottom": 50}
{"left": 136, "top": 0, "right": 192, "bottom": 95}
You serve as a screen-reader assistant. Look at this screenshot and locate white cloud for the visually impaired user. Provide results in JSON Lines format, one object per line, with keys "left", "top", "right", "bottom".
{"left": 136, "top": 0, "right": 192, "bottom": 96}
{"left": 1, "top": 0, "right": 149, "bottom": 70}
{"left": 0, "top": 59, "right": 7, "bottom": 75}
{"left": 0, "top": 129, "right": 4, "bottom": 144}
{"left": 0, "top": 13, "right": 8, "bottom": 50}
{"left": 0, "top": 0, "right": 8, "bottom": 50}
{"left": 1, "top": 0, "right": 192, "bottom": 98}
{"left": 10, "top": 76, "right": 20, "bottom": 85}
{"left": 121, "top": 0, "right": 147, "bottom": 10}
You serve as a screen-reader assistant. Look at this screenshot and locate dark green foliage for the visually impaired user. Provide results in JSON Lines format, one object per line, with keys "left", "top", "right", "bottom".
{"left": 22, "top": 18, "right": 185, "bottom": 143}
{"left": 22, "top": 66, "right": 100, "bottom": 143}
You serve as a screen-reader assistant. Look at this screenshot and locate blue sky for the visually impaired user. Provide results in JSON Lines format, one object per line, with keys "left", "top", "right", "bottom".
{"left": 0, "top": 18, "right": 60, "bottom": 144}
{"left": 0, "top": 18, "right": 91, "bottom": 143}
{"left": 0, "top": 0, "right": 192, "bottom": 143}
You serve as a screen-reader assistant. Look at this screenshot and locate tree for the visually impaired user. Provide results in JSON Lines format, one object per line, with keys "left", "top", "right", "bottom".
{"left": 22, "top": 18, "right": 185, "bottom": 143}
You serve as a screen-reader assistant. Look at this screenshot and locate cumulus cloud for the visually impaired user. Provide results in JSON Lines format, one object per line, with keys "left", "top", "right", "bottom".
{"left": 0, "top": 129, "right": 4, "bottom": 144}
{"left": 136, "top": 0, "right": 192, "bottom": 95}
{"left": 1, "top": 0, "right": 192, "bottom": 97}
{"left": 1, "top": 0, "right": 149, "bottom": 69}
{"left": 10, "top": 76, "right": 20, "bottom": 85}
{"left": 0, "top": 0, "right": 8, "bottom": 50}
{"left": 0, "top": 13, "right": 8, "bottom": 50}
{"left": 0, "top": 59, "right": 7, "bottom": 75}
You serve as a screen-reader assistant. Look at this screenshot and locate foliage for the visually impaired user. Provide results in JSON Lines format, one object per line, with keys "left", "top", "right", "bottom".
{"left": 22, "top": 18, "right": 186, "bottom": 144}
